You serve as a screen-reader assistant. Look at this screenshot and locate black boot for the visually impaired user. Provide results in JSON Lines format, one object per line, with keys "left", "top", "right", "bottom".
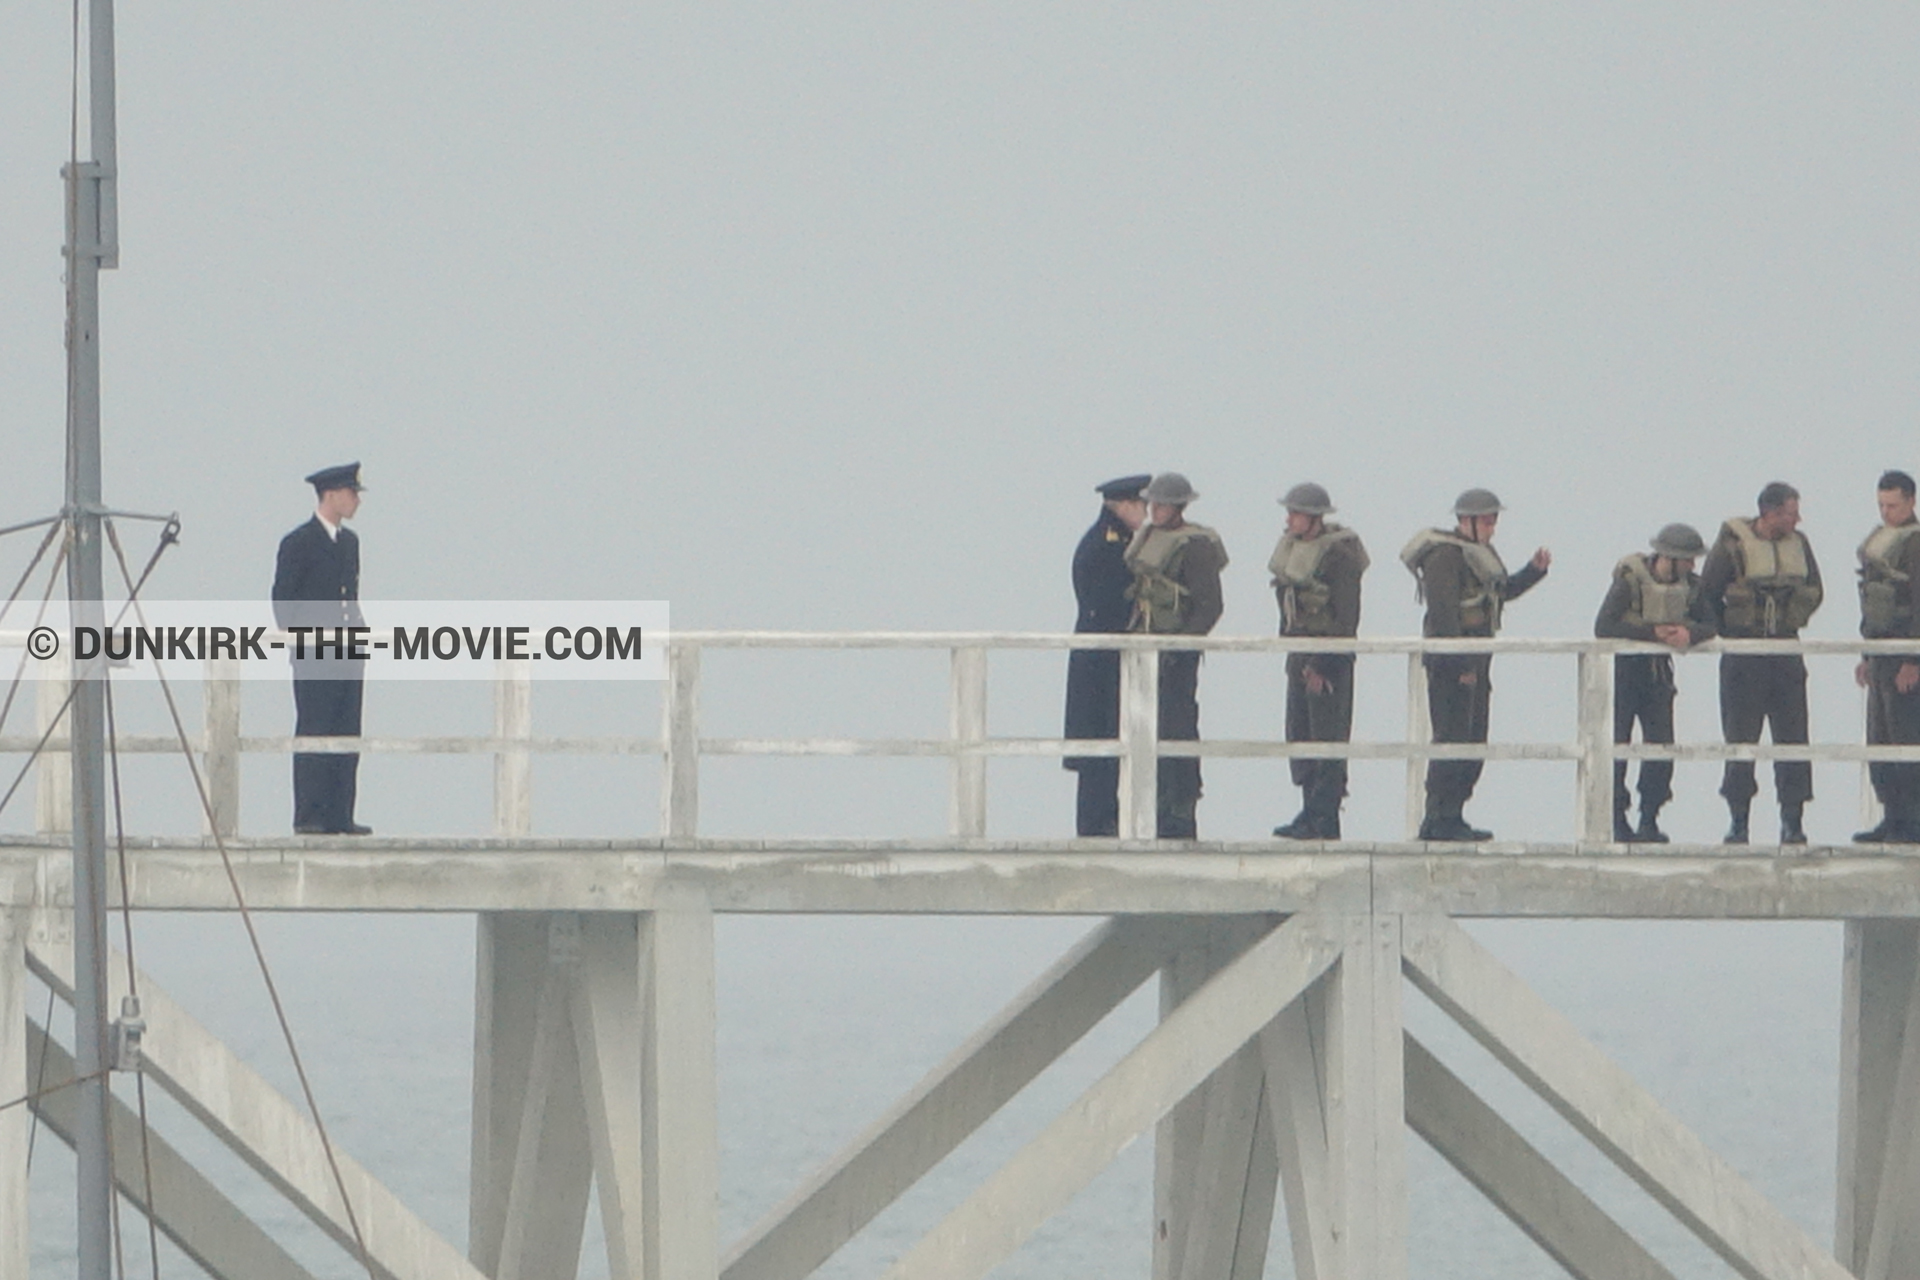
{"left": 1272, "top": 809, "right": 1318, "bottom": 840}
{"left": 1780, "top": 802, "right": 1807, "bottom": 846}
{"left": 1612, "top": 803, "right": 1634, "bottom": 844}
{"left": 1420, "top": 812, "right": 1493, "bottom": 843}
{"left": 1633, "top": 805, "right": 1670, "bottom": 844}
{"left": 1724, "top": 799, "right": 1751, "bottom": 845}
{"left": 1854, "top": 815, "right": 1897, "bottom": 844}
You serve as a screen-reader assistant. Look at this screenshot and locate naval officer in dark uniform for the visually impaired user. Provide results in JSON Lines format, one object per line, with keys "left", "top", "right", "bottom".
{"left": 272, "top": 462, "right": 371, "bottom": 835}
{"left": 1063, "top": 474, "right": 1149, "bottom": 836}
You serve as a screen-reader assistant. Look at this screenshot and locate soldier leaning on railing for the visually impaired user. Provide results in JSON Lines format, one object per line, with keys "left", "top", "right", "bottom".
{"left": 1594, "top": 524, "right": 1716, "bottom": 845}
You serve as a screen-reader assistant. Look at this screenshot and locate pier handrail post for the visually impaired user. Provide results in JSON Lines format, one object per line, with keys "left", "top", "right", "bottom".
{"left": 662, "top": 640, "right": 701, "bottom": 839}
{"left": 1118, "top": 645, "right": 1160, "bottom": 839}
{"left": 1858, "top": 678, "right": 1882, "bottom": 836}
{"left": 948, "top": 646, "right": 988, "bottom": 838}
{"left": 1404, "top": 651, "right": 1429, "bottom": 840}
{"left": 202, "top": 657, "right": 242, "bottom": 837}
{"left": 35, "top": 650, "right": 71, "bottom": 836}
{"left": 493, "top": 658, "right": 532, "bottom": 837}
{"left": 1575, "top": 645, "right": 1615, "bottom": 843}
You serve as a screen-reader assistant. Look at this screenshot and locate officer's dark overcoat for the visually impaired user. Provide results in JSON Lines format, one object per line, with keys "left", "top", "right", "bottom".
{"left": 1063, "top": 507, "right": 1135, "bottom": 765}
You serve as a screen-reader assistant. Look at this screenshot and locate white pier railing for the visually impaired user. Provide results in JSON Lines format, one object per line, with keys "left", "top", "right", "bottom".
{"left": 8, "top": 631, "right": 1920, "bottom": 1280}
{"left": 8, "top": 630, "right": 1919, "bottom": 844}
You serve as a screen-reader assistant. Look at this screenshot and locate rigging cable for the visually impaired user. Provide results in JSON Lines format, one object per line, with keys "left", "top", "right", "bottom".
{"left": 104, "top": 520, "right": 380, "bottom": 1280}
{"left": 0, "top": 524, "right": 71, "bottom": 733}
{"left": 0, "top": 1066, "right": 113, "bottom": 1115}
{"left": 15, "top": 539, "right": 72, "bottom": 1173}
{"left": 105, "top": 679, "right": 163, "bottom": 1280}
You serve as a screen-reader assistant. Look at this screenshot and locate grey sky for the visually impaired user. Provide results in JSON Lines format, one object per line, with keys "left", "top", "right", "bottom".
{"left": 4, "top": 4, "right": 1915, "bottom": 634}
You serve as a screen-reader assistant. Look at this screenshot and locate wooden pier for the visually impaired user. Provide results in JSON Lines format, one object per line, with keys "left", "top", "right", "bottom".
{"left": 4, "top": 631, "right": 1919, "bottom": 1279}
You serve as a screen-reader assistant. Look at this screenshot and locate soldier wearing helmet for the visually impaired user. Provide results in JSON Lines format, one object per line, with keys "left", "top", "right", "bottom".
{"left": 1063, "top": 473, "right": 1150, "bottom": 837}
{"left": 1852, "top": 469, "right": 1920, "bottom": 845}
{"left": 1123, "top": 472, "right": 1229, "bottom": 839}
{"left": 1594, "top": 523, "right": 1716, "bottom": 843}
{"left": 1701, "top": 481, "right": 1823, "bottom": 845}
{"left": 1268, "top": 482, "right": 1369, "bottom": 840}
{"left": 1399, "top": 488, "right": 1551, "bottom": 841}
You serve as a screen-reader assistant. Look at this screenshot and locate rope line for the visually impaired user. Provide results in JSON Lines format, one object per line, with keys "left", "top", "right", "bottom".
{"left": 0, "top": 530, "right": 69, "bottom": 756}
{"left": 105, "top": 681, "right": 163, "bottom": 1280}
{"left": 25, "top": 981, "right": 56, "bottom": 1170}
{"left": 104, "top": 522, "right": 379, "bottom": 1280}
{"left": 0, "top": 1065, "right": 113, "bottom": 1116}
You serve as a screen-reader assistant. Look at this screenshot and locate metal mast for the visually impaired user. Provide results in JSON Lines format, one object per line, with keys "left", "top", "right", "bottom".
{"left": 65, "top": 0, "right": 120, "bottom": 1272}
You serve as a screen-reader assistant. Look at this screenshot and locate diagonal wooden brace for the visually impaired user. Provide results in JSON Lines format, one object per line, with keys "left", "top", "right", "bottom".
{"left": 726, "top": 915, "right": 1186, "bottom": 1280}
{"left": 1402, "top": 916, "right": 1850, "bottom": 1280}
{"left": 1405, "top": 1032, "right": 1675, "bottom": 1280}
{"left": 28, "top": 1020, "right": 320, "bottom": 1280}
{"left": 30, "top": 937, "right": 485, "bottom": 1280}
{"left": 878, "top": 913, "right": 1343, "bottom": 1280}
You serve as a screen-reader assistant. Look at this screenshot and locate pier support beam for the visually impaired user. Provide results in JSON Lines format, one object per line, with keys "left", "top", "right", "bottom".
{"left": 0, "top": 910, "right": 25, "bottom": 1280}
{"left": 30, "top": 936, "right": 483, "bottom": 1280}
{"left": 1153, "top": 918, "right": 1271, "bottom": 1280}
{"left": 1260, "top": 988, "right": 1336, "bottom": 1280}
{"left": 472, "top": 912, "right": 650, "bottom": 1280}
{"left": 1838, "top": 919, "right": 1920, "bottom": 1273}
{"left": 1405, "top": 1033, "right": 1675, "bottom": 1280}
{"left": 1327, "top": 914, "right": 1407, "bottom": 1280}
{"left": 725, "top": 917, "right": 1175, "bottom": 1280}
{"left": 1404, "top": 916, "right": 1850, "bottom": 1280}
{"left": 879, "top": 914, "right": 1341, "bottom": 1280}
{"left": 28, "top": 1021, "right": 319, "bottom": 1280}
{"left": 1175, "top": 1039, "right": 1274, "bottom": 1280}
{"left": 471, "top": 913, "right": 594, "bottom": 1280}
{"left": 642, "top": 896, "right": 719, "bottom": 1280}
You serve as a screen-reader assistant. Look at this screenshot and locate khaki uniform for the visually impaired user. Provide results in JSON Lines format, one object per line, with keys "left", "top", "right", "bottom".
{"left": 1126, "top": 520, "right": 1228, "bottom": 838}
{"left": 1593, "top": 554, "right": 1716, "bottom": 819}
{"left": 1269, "top": 526, "right": 1367, "bottom": 828}
{"left": 1858, "top": 519, "right": 1920, "bottom": 825}
{"left": 1701, "top": 518, "right": 1823, "bottom": 809}
{"left": 1402, "top": 529, "right": 1547, "bottom": 825}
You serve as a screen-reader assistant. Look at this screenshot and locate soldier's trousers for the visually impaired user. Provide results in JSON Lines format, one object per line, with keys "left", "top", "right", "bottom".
{"left": 292, "top": 666, "right": 363, "bottom": 832}
{"left": 1286, "top": 653, "right": 1353, "bottom": 814}
{"left": 1424, "top": 654, "right": 1491, "bottom": 818}
{"left": 1074, "top": 761, "right": 1119, "bottom": 837}
{"left": 1867, "top": 657, "right": 1920, "bottom": 821}
{"left": 1158, "top": 650, "right": 1202, "bottom": 838}
{"left": 1614, "top": 655, "right": 1676, "bottom": 813}
{"left": 1718, "top": 653, "right": 1811, "bottom": 807}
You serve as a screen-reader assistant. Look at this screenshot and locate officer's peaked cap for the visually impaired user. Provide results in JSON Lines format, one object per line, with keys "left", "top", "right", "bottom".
{"left": 1095, "top": 473, "right": 1151, "bottom": 500}
{"left": 1452, "top": 487, "right": 1504, "bottom": 517}
{"left": 1143, "top": 472, "right": 1197, "bottom": 505}
{"left": 305, "top": 462, "right": 364, "bottom": 494}
{"left": 1281, "top": 482, "right": 1334, "bottom": 515}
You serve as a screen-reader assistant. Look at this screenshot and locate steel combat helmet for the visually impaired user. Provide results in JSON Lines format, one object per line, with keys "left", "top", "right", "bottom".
{"left": 1650, "top": 522, "right": 1706, "bottom": 559}
{"left": 1452, "top": 487, "right": 1504, "bottom": 517}
{"left": 1281, "top": 482, "right": 1334, "bottom": 515}
{"left": 1143, "top": 473, "right": 1197, "bottom": 505}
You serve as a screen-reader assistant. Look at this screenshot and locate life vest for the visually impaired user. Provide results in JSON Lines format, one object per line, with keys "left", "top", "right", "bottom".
{"left": 1268, "top": 525, "right": 1367, "bottom": 636}
{"left": 1401, "top": 528, "right": 1508, "bottom": 633}
{"left": 1718, "top": 517, "right": 1820, "bottom": 637}
{"left": 1858, "top": 521, "right": 1920, "bottom": 638}
{"left": 1614, "top": 553, "right": 1693, "bottom": 628}
{"left": 1126, "top": 522, "right": 1228, "bottom": 634}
